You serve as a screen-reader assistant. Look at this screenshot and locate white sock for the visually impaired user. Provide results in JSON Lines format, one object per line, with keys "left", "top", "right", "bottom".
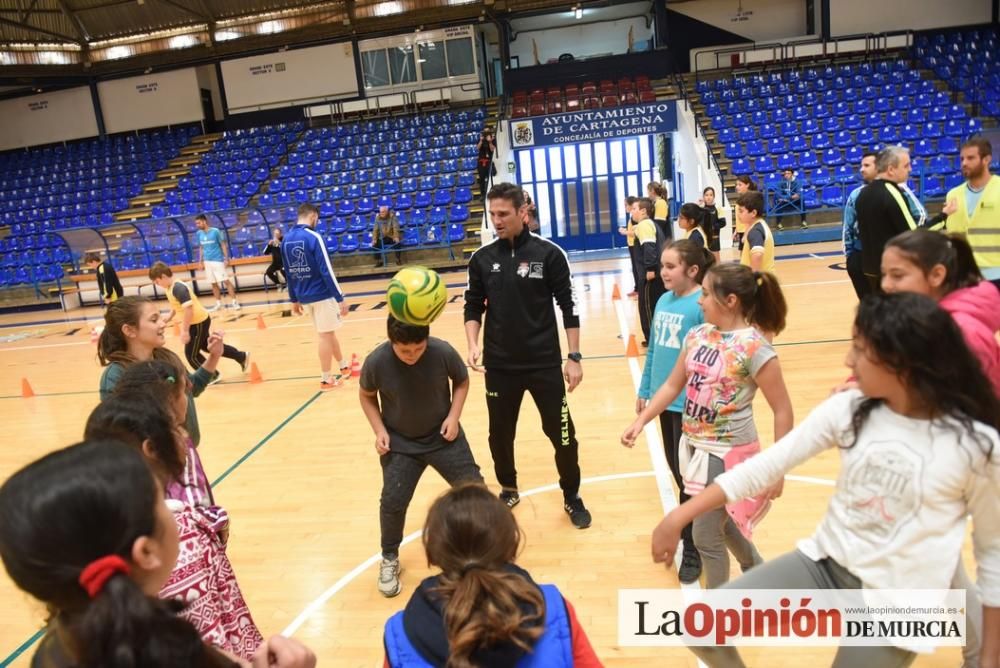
{"left": 322, "top": 372, "right": 333, "bottom": 383}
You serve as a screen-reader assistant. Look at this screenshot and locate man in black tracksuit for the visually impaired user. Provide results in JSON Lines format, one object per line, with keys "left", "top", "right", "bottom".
{"left": 856, "top": 146, "right": 919, "bottom": 294}
{"left": 464, "top": 182, "right": 591, "bottom": 529}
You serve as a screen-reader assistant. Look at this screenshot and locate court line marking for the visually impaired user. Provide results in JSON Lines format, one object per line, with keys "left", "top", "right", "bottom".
{"left": 0, "top": 339, "right": 854, "bottom": 400}
{"left": 0, "top": 248, "right": 846, "bottom": 337}
{"left": 281, "top": 470, "right": 659, "bottom": 637}
{"left": 279, "top": 470, "right": 837, "bottom": 639}
{"left": 0, "top": 389, "right": 326, "bottom": 666}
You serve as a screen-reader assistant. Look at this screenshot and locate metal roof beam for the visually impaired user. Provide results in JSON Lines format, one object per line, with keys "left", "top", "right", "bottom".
{"left": 0, "top": 14, "right": 78, "bottom": 41}
{"left": 19, "top": 0, "right": 41, "bottom": 23}
{"left": 157, "top": 0, "right": 211, "bottom": 22}
{"left": 53, "top": 0, "right": 89, "bottom": 42}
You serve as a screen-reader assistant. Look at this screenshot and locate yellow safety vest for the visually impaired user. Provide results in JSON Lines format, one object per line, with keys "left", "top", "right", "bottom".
{"left": 945, "top": 174, "right": 1000, "bottom": 270}
{"left": 165, "top": 279, "right": 209, "bottom": 325}
{"left": 740, "top": 219, "right": 775, "bottom": 273}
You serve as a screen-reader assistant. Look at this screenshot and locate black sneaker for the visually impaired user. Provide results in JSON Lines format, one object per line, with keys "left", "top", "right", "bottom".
{"left": 800, "top": 221, "right": 809, "bottom": 229}
{"left": 678, "top": 546, "right": 703, "bottom": 584}
{"left": 564, "top": 497, "right": 592, "bottom": 529}
{"left": 239, "top": 351, "right": 251, "bottom": 373}
{"left": 499, "top": 489, "right": 520, "bottom": 509}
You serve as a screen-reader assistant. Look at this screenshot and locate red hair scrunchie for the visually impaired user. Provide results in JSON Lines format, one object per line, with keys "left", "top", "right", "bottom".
{"left": 79, "top": 555, "right": 131, "bottom": 599}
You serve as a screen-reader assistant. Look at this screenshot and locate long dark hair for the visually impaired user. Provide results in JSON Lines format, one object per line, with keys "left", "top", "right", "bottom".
{"left": 113, "top": 358, "right": 189, "bottom": 423}
{"left": 705, "top": 263, "right": 787, "bottom": 335}
{"left": 667, "top": 239, "right": 716, "bottom": 285}
{"left": 885, "top": 229, "right": 983, "bottom": 295}
{"left": 848, "top": 293, "right": 998, "bottom": 456}
{"left": 84, "top": 394, "right": 186, "bottom": 482}
{"left": 422, "top": 483, "right": 544, "bottom": 668}
{"left": 0, "top": 440, "right": 235, "bottom": 668}
{"left": 678, "top": 203, "right": 711, "bottom": 247}
{"left": 98, "top": 296, "right": 152, "bottom": 366}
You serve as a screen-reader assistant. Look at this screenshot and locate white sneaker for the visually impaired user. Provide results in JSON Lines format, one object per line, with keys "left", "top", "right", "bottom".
{"left": 231, "top": 301, "right": 241, "bottom": 310}
{"left": 377, "top": 557, "right": 401, "bottom": 597}
{"left": 207, "top": 302, "right": 221, "bottom": 312}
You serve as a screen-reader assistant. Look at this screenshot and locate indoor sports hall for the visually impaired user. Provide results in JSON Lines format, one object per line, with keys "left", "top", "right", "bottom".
{"left": 1, "top": 0, "right": 998, "bottom": 667}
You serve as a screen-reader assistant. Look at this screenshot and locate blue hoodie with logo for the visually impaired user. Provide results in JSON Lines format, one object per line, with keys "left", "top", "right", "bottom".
{"left": 280, "top": 223, "right": 344, "bottom": 304}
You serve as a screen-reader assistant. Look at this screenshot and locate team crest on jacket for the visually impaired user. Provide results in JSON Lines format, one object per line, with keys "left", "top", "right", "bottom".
{"left": 528, "top": 262, "right": 544, "bottom": 279}
{"left": 517, "top": 262, "right": 530, "bottom": 278}
{"left": 491, "top": 262, "right": 501, "bottom": 273}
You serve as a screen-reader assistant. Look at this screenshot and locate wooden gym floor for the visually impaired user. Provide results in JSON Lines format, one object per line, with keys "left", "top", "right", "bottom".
{"left": 0, "top": 241, "right": 974, "bottom": 667}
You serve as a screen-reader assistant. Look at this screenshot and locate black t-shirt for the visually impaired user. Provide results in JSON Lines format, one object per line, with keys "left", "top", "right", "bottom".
{"left": 360, "top": 337, "right": 469, "bottom": 453}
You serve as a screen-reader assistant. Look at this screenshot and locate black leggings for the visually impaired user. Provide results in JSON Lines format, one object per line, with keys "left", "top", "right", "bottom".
{"left": 185, "top": 317, "right": 245, "bottom": 370}
{"left": 264, "top": 261, "right": 285, "bottom": 286}
{"left": 484, "top": 366, "right": 581, "bottom": 500}
{"left": 638, "top": 275, "right": 666, "bottom": 343}
{"left": 658, "top": 411, "right": 694, "bottom": 548}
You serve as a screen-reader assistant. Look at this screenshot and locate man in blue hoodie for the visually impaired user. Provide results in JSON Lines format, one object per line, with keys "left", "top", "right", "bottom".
{"left": 282, "top": 202, "right": 351, "bottom": 390}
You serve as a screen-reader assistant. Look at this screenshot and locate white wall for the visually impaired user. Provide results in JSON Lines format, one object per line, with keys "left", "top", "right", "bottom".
{"left": 673, "top": 100, "right": 727, "bottom": 245}
{"left": 99, "top": 68, "right": 204, "bottom": 134}
{"left": 830, "top": 0, "right": 990, "bottom": 36}
{"left": 0, "top": 87, "right": 98, "bottom": 151}
{"left": 221, "top": 42, "right": 359, "bottom": 114}
{"left": 195, "top": 64, "right": 224, "bottom": 121}
{"left": 509, "top": 17, "right": 652, "bottom": 65}
{"left": 670, "top": 0, "right": 807, "bottom": 42}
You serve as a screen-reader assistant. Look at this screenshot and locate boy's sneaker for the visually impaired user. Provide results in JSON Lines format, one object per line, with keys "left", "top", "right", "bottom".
{"left": 775, "top": 222, "right": 784, "bottom": 231}
{"left": 231, "top": 300, "right": 241, "bottom": 311}
{"left": 800, "top": 221, "right": 809, "bottom": 229}
{"left": 208, "top": 371, "right": 223, "bottom": 385}
{"left": 499, "top": 489, "right": 520, "bottom": 509}
{"left": 564, "top": 497, "right": 592, "bottom": 529}
{"left": 678, "top": 544, "right": 703, "bottom": 584}
{"left": 239, "top": 351, "right": 251, "bottom": 373}
{"left": 208, "top": 302, "right": 222, "bottom": 312}
{"left": 377, "top": 557, "right": 401, "bottom": 598}
{"left": 337, "top": 364, "right": 351, "bottom": 380}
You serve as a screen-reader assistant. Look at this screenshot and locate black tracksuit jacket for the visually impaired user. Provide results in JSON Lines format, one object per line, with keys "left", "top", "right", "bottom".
{"left": 464, "top": 227, "right": 579, "bottom": 371}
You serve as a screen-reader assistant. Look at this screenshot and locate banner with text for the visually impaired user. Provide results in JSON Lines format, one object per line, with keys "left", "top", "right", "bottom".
{"left": 618, "top": 588, "right": 967, "bottom": 652}
{"left": 508, "top": 101, "right": 677, "bottom": 148}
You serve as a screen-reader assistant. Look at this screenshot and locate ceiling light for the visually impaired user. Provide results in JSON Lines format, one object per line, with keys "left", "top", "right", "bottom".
{"left": 372, "top": 1, "right": 403, "bottom": 17}
{"left": 105, "top": 45, "right": 131, "bottom": 60}
{"left": 214, "top": 30, "right": 239, "bottom": 41}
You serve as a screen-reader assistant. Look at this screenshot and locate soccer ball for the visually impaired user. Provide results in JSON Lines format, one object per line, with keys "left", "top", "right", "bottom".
{"left": 386, "top": 266, "right": 448, "bottom": 326}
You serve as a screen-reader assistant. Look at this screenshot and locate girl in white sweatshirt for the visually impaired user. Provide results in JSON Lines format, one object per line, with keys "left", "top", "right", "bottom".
{"left": 650, "top": 292, "right": 1000, "bottom": 667}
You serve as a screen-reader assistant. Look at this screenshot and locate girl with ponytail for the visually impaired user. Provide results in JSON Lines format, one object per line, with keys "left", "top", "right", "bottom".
{"left": 382, "top": 483, "right": 602, "bottom": 667}
{"left": 881, "top": 229, "right": 1000, "bottom": 396}
{"left": 622, "top": 263, "right": 793, "bottom": 588}
{"left": 0, "top": 440, "right": 314, "bottom": 668}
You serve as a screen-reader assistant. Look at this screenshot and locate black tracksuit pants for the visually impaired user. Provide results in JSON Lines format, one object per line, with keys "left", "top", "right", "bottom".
{"left": 484, "top": 366, "right": 581, "bottom": 501}
{"left": 185, "top": 316, "right": 245, "bottom": 370}
{"left": 638, "top": 275, "right": 666, "bottom": 344}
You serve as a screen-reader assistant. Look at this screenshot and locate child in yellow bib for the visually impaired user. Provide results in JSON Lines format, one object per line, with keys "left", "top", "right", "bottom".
{"left": 149, "top": 261, "right": 250, "bottom": 374}
{"left": 736, "top": 192, "right": 775, "bottom": 273}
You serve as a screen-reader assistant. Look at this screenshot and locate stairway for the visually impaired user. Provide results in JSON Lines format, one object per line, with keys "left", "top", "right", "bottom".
{"left": 114, "top": 133, "right": 223, "bottom": 222}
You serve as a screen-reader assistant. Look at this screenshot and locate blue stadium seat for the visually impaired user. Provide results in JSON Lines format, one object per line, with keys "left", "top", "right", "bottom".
{"left": 823, "top": 148, "right": 844, "bottom": 166}
{"left": 429, "top": 206, "right": 448, "bottom": 224}
{"left": 725, "top": 143, "right": 745, "bottom": 159}
{"left": 777, "top": 153, "right": 798, "bottom": 170}
{"left": 448, "top": 223, "right": 465, "bottom": 243}
{"left": 730, "top": 159, "right": 752, "bottom": 176}
{"left": 746, "top": 140, "right": 766, "bottom": 158}
{"left": 337, "top": 199, "right": 355, "bottom": 215}
{"left": 339, "top": 233, "right": 359, "bottom": 253}
{"left": 414, "top": 191, "right": 432, "bottom": 208}
{"left": 357, "top": 197, "right": 375, "bottom": 214}
{"left": 449, "top": 204, "right": 469, "bottom": 222}
{"left": 821, "top": 185, "right": 844, "bottom": 208}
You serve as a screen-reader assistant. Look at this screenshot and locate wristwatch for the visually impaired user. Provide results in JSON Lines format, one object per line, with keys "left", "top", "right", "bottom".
{"left": 567, "top": 352, "right": 583, "bottom": 363}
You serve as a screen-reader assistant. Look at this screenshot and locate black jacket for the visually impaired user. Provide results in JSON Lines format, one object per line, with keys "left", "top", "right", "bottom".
{"left": 855, "top": 179, "right": 914, "bottom": 276}
{"left": 464, "top": 227, "right": 579, "bottom": 371}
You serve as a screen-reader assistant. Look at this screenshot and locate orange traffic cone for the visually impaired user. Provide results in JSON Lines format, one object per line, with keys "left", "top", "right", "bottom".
{"left": 625, "top": 334, "right": 640, "bottom": 358}
{"left": 248, "top": 362, "right": 263, "bottom": 384}
{"left": 256, "top": 314, "right": 267, "bottom": 330}
{"left": 21, "top": 378, "right": 34, "bottom": 398}
{"left": 350, "top": 353, "right": 361, "bottom": 379}
{"left": 611, "top": 284, "right": 622, "bottom": 300}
